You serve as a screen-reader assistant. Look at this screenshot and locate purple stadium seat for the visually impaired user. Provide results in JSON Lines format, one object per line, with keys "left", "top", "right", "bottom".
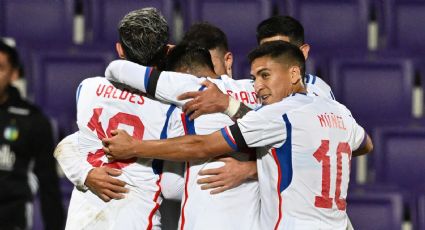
{"left": 84, "top": 0, "right": 174, "bottom": 45}
{"left": 184, "top": 0, "right": 272, "bottom": 56}
{"left": 330, "top": 57, "right": 414, "bottom": 130}
{"left": 0, "top": 0, "right": 74, "bottom": 44}
{"left": 30, "top": 47, "right": 115, "bottom": 136}
{"left": 374, "top": 127, "right": 425, "bottom": 192}
{"left": 347, "top": 191, "right": 403, "bottom": 230}
{"left": 285, "top": 0, "right": 370, "bottom": 54}
{"left": 378, "top": 0, "right": 425, "bottom": 52}
{"left": 418, "top": 194, "right": 425, "bottom": 230}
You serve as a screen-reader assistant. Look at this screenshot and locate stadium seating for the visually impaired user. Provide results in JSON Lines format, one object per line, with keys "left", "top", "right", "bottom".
{"left": 183, "top": 0, "right": 272, "bottom": 56}
{"left": 0, "top": 0, "right": 74, "bottom": 44}
{"left": 329, "top": 57, "right": 414, "bottom": 130}
{"left": 83, "top": 0, "right": 174, "bottom": 46}
{"left": 347, "top": 191, "right": 404, "bottom": 230}
{"left": 284, "top": 0, "right": 370, "bottom": 54}
{"left": 417, "top": 193, "right": 425, "bottom": 230}
{"left": 30, "top": 47, "right": 115, "bottom": 136}
{"left": 373, "top": 126, "right": 425, "bottom": 192}
{"left": 377, "top": 0, "right": 425, "bottom": 52}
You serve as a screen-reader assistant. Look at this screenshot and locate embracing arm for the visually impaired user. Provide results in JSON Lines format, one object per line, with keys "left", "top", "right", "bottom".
{"left": 103, "top": 129, "right": 237, "bottom": 162}
{"left": 352, "top": 133, "right": 373, "bottom": 157}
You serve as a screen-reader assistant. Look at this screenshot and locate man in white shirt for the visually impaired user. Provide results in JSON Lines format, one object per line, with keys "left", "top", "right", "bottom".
{"left": 103, "top": 41, "right": 373, "bottom": 229}
{"left": 55, "top": 8, "right": 185, "bottom": 229}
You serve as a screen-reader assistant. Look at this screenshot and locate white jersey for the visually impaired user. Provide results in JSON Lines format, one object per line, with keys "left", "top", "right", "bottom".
{"left": 104, "top": 60, "right": 335, "bottom": 107}
{"left": 221, "top": 94, "right": 366, "bottom": 229}
{"left": 305, "top": 74, "right": 335, "bottom": 100}
{"left": 67, "top": 77, "right": 184, "bottom": 230}
{"left": 177, "top": 75, "right": 261, "bottom": 230}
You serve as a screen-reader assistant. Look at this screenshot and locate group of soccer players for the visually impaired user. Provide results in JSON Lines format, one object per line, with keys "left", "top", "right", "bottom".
{"left": 54, "top": 7, "right": 373, "bottom": 230}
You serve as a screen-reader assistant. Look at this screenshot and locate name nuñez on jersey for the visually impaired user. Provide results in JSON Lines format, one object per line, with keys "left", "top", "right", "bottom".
{"left": 317, "top": 113, "right": 346, "bottom": 130}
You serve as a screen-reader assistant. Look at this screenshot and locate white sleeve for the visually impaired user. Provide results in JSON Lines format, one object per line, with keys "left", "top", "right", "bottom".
{"left": 104, "top": 60, "right": 207, "bottom": 107}
{"left": 155, "top": 71, "right": 206, "bottom": 107}
{"left": 105, "top": 60, "right": 151, "bottom": 93}
{"left": 161, "top": 161, "right": 185, "bottom": 201}
{"left": 306, "top": 75, "right": 335, "bottom": 100}
{"left": 237, "top": 109, "right": 287, "bottom": 148}
{"left": 350, "top": 119, "right": 366, "bottom": 151}
{"left": 53, "top": 132, "right": 93, "bottom": 191}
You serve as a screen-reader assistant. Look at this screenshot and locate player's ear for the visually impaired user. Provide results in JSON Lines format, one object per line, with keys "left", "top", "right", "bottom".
{"left": 116, "top": 43, "right": 126, "bottom": 59}
{"left": 290, "top": 66, "right": 302, "bottom": 85}
{"left": 224, "top": 51, "right": 233, "bottom": 77}
{"left": 299, "top": 43, "right": 310, "bottom": 60}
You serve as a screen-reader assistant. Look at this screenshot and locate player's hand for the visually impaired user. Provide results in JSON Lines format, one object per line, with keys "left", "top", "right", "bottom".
{"left": 178, "top": 80, "right": 229, "bottom": 120}
{"left": 85, "top": 166, "right": 128, "bottom": 202}
{"left": 197, "top": 157, "right": 258, "bottom": 195}
{"left": 102, "top": 129, "right": 138, "bottom": 160}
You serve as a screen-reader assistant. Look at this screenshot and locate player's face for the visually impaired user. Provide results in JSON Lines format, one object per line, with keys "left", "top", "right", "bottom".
{"left": 0, "top": 52, "right": 13, "bottom": 96}
{"left": 251, "top": 56, "right": 293, "bottom": 105}
{"left": 259, "top": 35, "right": 290, "bottom": 45}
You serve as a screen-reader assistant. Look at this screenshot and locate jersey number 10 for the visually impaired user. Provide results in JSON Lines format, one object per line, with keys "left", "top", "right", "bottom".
{"left": 313, "top": 140, "right": 351, "bottom": 211}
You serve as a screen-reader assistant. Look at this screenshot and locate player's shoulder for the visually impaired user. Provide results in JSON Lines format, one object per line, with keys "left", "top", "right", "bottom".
{"left": 256, "top": 93, "right": 314, "bottom": 117}
{"left": 80, "top": 76, "right": 107, "bottom": 85}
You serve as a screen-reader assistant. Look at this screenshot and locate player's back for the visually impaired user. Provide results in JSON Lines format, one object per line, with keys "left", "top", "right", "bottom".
{"left": 255, "top": 94, "right": 364, "bottom": 229}
{"left": 69, "top": 77, "right": 182, "bottom": 229}
{"left": 179, "top": 75, "right": 260, "bottom": 230}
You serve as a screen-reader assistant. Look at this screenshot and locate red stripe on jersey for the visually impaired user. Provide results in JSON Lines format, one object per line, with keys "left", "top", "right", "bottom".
{"left": 181, "top": 113, "right": 189, "bottom": 135}
{"left": 147, "top": 174, "right": 162, "bottom": 230}
{"left": 180, "top": 162, "right": 190, "bottom": 230}
{"left": 224, "top": 126, "right": 237, "bottom": 145}
{"left": 271, "top": 148, "right": 283, "bottom": 230}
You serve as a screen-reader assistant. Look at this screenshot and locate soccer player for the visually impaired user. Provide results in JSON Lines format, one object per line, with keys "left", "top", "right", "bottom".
{"left": 181, "top": 22, "right": 234, "bottom": 77}
{"left": 256, "top": 15, "right": 335, "bottom": 99}
{"left": 163, "top": 43, "right": 261, "bottom": 230}
{"left": 55, "top": 8, "right": 185, "bottom": 229}
{"left": 103, "top": 41, "right": 373, "bottom": 229}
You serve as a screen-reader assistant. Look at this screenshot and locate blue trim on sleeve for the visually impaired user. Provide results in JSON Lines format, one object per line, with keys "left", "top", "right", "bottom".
{"left": 275, "top": 114, "right": 293, "bottom": 192}
{"left": 312, "top": 75, "right": 317, "bottom": 84}
{"left": 305, "top": 74, "right": 310, "bottom": 84}
{"left": 76, "top": 84, "right": 82, "bottom": 105}
{"left": 198, "top": 85, "right": 206, "bottom": 91}
{"left": 144, "top": 67, "right": 151, "bottom": 92}
{"left": 220, "top": 128, "right": 238, "bottom": 151}
{"left": 330, "top": 90, "right": 336, "bottom": 100}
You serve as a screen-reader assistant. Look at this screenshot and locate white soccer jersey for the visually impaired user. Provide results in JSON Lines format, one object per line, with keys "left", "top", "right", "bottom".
{"left": 105, "top": 60, "right": 335, "bottom": 106}
{"left": 305, "top": 74, "right": 335, "bottom": 100}
{"left": 67, "top": 77, "right": 184, "bottom": 230}
{"left": 177, "top": 75, "right": 260, "bottom": 230}
{"left": 221, "top": 94, "right": 366, "bottom": 229}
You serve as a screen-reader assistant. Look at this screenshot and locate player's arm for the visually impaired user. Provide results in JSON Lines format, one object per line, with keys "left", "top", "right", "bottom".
{"left": 105, "top": 60, "right": 206, "bottom": 106}
{"left": 352, "top": 133, "right": 373, "bottom": 157}
{"left": 55, "top": 133, "right": 128, "bottom": 202}
{"left": 105, "top": 60, "right": 252, "bottom": 119}
{"left": 178, "top": 80, "right": 253, "bottom": 120}
{"left": 197, "top": 157, "right": 258, "bottom": 194}
{"left": 103, "top": 128, "right": 241, "bottom": 161}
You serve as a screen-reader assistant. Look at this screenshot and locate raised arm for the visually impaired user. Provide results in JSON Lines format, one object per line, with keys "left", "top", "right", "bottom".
{"left": 102, "top": 129, "right": 238, "bottom": 161}
{"left": 105, "top": 60, "right": 206, "bottom": 107}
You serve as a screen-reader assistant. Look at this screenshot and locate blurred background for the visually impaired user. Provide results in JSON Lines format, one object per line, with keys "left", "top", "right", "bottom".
{"left": 1, "top": 0, "right": 424, "bottom": 229}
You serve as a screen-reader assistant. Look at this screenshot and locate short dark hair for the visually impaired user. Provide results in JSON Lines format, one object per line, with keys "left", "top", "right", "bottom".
{"left": 0, "top": 40, "right": 20, "bottom": 70}
{"left": 256, "top": 16, "right": 304, "bottom": 47}
{"left": 118, "top": 7, "right": 169, "bottom": 66}
{"left": 248, "top": 41, "right": 306, "bottom": 81}
{"left": 166, "top": 43, "right": 215, "bottom": 73}
{"left": 182, "top": 22, "right": 229, "bottom": 52}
